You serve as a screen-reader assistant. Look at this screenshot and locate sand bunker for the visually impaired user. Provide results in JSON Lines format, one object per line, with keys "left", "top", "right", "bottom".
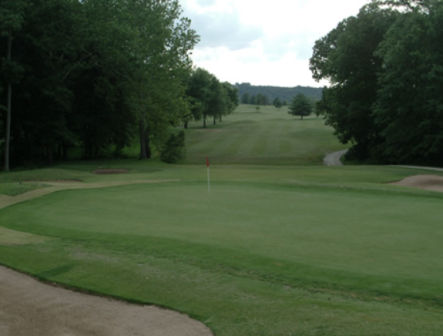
{"left": 390, "top": 174, "right": 443, "bottom": 192}
{"left": 0, "top": 266, "right": 213, "bottom": 336}
{"left": 93, "top": 169, "right": 129, "bottom": 174}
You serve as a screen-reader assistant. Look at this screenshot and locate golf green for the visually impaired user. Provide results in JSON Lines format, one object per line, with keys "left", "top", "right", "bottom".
{"left": 2, "top": 182, "right": 442, "bottom": 299}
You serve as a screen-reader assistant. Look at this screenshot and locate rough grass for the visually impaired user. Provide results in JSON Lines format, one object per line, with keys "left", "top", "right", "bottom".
{"left": 0, "top": 226, "right": 54, "bottom": 245}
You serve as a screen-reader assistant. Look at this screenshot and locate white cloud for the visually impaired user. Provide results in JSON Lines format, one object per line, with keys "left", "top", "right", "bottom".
{"left": 182, "top": 0, "right": 370, "bottom": 87}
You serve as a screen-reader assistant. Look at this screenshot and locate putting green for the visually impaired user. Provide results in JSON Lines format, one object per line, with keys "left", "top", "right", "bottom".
{"left": 1, "top": 182, "right": 442, "bottom": 297}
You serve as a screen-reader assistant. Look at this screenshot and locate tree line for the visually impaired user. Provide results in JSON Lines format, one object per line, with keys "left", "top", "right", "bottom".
{"left": 235, "top": 83, "right": 322, "bottom": 106}
{"left": 0, "top": 0, "right": 237, "bottom": 170}
{"left": 311, "top": 0, "right": 443, "bottom": 165}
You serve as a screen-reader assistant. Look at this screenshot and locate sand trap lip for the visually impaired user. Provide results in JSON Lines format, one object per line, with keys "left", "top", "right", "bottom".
{"left": 390, "top": 174, "right": 443, "bottom": 192}
{"left": 24, "top": 179, "right": 83, "bottom": 183}
{"left": 0, "top": 265, "right": 213, "bottom": 336}
{"left": 93, "top": 169, "right": 129, "bottom": 174}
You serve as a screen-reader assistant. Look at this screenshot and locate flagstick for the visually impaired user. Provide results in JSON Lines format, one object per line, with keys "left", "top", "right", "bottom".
{"left": 207, "top": 165, "right": 210, "bottom": 194}
{"left": 206, "top": 157, "right": 210, "bottom": 194}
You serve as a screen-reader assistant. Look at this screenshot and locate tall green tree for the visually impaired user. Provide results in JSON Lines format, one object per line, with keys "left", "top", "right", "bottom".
{"left": 186, "top": 68, "right": 214, "bottom": 128}
{"left": 1, "top": 0, "right": 90, "bottom": 164}
{"left": 219, "top": 82, "right": 239, "bottom": 122}
{"left": 0, "top": 0, "right": 198, "bottom": 167}
{"left": 118, "top": 0, "right": 198, "bottom": 159}
{"left": 241, "top": 92, "right": 250, "bottom": 104}
{"left": 185, "top": 69, "right": 235, "bottom": 128}
{"left": 0, "top": 0, "right": 25, "bottom": 171}
{"left": 310, "top": 4, "right": 398, "bottom": 160}
{"left": 288, "top": 93, "right": 312, "bottom": 119}
{"left": 373, "top": 0, "right": 443, "bottom": 164}
{"left": 256, "top": 93, "right": 269, "bottom": 105}
{"left": 273, "top": 97, "right": 282, "bottom": 109}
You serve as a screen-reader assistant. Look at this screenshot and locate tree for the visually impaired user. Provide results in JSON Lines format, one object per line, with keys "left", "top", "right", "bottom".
{"left": 117, "top": 0, "right": 198, "bottom": 160}
{"left": 273, "top": 97, "right": 282, "bottom": 109}
{"left": 310, "top": 3, "right": 398, "bottom": 160}
{"left": 0, "top": 0, "right": 25, "bottom": 171}
{"left": 186, "top": 68, "right": 215, "bottom": 128}
{"left": 372, "top": 0, "right": 443, "bottom": 164}
{"left": 288, "top": 93, "right": 312, "bottom": 119}
{"left": 0, "top": 0, "right": 198, "bottom": 167}
{"left": 220, "top": 82, "right": 238, "bottom": 121}
{"left": 256, "top": 92, "right": 269, "bottom": 105}
{"left": 241, "top": 92, "right": 250, "bottom": 104}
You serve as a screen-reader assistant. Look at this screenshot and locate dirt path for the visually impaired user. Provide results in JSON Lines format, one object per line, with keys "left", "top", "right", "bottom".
{"left": 0, "top": 179, "right": 213, "bottom": 336}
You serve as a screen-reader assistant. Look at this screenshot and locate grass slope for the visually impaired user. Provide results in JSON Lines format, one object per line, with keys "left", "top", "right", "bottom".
{"left": 185, "top": 105, "right": 348, "bottom": 165}
{"left": 1, "top": 105, "right": 443, "bottom": 335}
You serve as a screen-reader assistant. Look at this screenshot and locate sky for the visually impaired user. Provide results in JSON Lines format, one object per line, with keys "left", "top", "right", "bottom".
{"left": 181, "top": 0, "right": 370, "bottom": 88}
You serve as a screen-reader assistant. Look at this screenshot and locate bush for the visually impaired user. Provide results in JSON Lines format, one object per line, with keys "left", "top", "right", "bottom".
{"left": 160, "top": 130, "right": 186, "bottom": 163}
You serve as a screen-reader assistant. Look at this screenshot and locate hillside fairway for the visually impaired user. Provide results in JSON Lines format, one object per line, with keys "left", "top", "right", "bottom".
{"left": 185, "top": 104, "right": 348, "bottom": 165}
{"left": 1, "top": 105, "right": 443, "bottom": 335}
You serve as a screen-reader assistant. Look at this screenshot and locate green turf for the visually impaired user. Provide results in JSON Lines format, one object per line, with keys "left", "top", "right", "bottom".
{"left": 185, "top": 105, "right": 348, "bottom": 165}
{"left": 1, "top": 105, "right": 443, "bottom": 335}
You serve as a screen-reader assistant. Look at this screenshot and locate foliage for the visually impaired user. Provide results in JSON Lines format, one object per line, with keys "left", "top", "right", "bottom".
{"left": 159, "top": 129, "right": 186, "bottom": 163}
{"left": 185, "top": 68, "right": 237, "bottom": 128}
{"left": 311, "top": 0, "right": 443, "bottom": 165}
{"left": 288, "top": 93, "right": 312, "bottom": 119}
{"left": 373, "top": 1, "right": 443, "bottom": 164}
{"left": 310, "top": 4, "right": 398, "bottom": 159}
{"left": 273, "top": 97, "right": 282, "bottom": 109}
{"left": 0, "top": 0, "right": 198, "bottom": 168}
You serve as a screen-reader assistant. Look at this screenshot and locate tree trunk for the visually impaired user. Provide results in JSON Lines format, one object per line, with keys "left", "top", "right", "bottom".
{"left": 184, "top": 121, "right": 188, "bottom": 129}
{"left": 47, "top": 146, "right": 54, "bottom": 165}
{"left": 213, "top": 115, "right": 216, "bottom": 125}
{"left": 3, "top": 36, "right": 12, "bottom": 171}
{"left": 145, "top": 125, "right": 151, "bottom": 159}
{"left": 203, "top": 114, "right": 206, "bottom": 128}
{"left": 62, "top": 144, "right": 68, "bottom": 161}
{"left": 139, "top": 117, "right": 147, "bottom": 159}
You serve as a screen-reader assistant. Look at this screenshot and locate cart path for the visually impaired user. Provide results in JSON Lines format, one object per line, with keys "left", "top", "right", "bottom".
{"left": 323, "top": 149, "right": 348, "bottom": 166}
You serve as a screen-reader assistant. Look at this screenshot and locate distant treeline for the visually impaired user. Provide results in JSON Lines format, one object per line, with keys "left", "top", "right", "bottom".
{"left": 234, "top": 83, "right": 322, "bottom": 105}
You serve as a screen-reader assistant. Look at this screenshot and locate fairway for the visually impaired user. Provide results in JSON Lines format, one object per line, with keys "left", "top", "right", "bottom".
{"left": 1, "top": 105, "right": 443, "bottom": 335}
{"left": 184, "top": 105, "right": 348, "bottom": 165}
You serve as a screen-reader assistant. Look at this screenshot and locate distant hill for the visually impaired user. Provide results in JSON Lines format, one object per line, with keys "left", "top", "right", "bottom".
{"left": 234, "top": 83, "right": 323, "bottom": 104}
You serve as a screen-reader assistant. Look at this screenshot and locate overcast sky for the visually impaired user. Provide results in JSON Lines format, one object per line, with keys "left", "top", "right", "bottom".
{"left": 181, "top": 0, "right": 370, "bottom": 87}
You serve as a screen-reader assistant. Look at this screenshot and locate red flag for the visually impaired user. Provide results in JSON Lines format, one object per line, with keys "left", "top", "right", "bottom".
{"left": 206, "top": 157, "right": 210, "bottom": 167}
